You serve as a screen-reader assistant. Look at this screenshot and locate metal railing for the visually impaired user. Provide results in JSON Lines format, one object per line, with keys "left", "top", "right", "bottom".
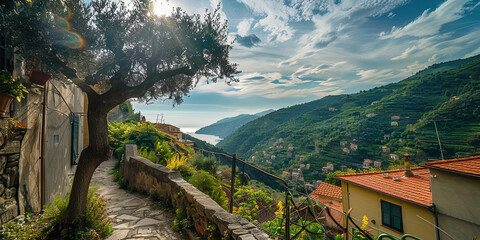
{"left": 194, "top": 148, "right": 420, "bottom": 240}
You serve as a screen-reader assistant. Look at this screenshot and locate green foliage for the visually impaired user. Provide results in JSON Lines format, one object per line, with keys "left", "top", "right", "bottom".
{"left": 232, "top": 185, "right": 274, "bottom": 222}
{"left": 188, "top": 170, "right": 228, "bottom": 209}
{"left": 262, "top": 217, "right": 324, "bottom": 240}
{"left": 0, "top": 187, "right": 112, "bottom": 240}
{"left": 0, "top": 70, "right": 28, "bottom": 101}
{"left": 108, "top": 121, "right": 192, "bottom": 165}
{"left": 173, "top": 207, "right": 192, "bottom": 231}
{"left": 192, "top": 153, "right": 218, "bottom": 174}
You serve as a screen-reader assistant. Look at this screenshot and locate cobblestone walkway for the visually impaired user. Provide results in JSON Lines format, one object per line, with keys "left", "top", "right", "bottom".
{"left": 92, "top": 159, "right": 185, "bottom": 240}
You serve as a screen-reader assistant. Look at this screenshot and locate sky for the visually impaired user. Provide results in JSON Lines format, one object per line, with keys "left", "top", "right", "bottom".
{"left": 132, "top": 0, "right": 480, "bottom": 133}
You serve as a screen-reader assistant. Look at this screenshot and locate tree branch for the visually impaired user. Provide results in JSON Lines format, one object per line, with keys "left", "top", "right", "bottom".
{"left": 126, "top": 66, "right": 197, "bottom": 99}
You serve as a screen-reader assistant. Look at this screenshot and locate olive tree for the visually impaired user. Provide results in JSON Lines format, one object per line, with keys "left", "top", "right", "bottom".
{"left": 1, "top": 0, "right": 238, "bottom": 228}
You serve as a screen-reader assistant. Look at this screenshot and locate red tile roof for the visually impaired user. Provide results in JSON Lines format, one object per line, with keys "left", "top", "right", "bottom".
{"left": 337, "top": 168, "right": 432, "bottom": 207}
{"left": 309, "top": 182, "right": 343, "bottom": 200}
{"left": 423, "top": 156, "right": 480, "bottom": 177}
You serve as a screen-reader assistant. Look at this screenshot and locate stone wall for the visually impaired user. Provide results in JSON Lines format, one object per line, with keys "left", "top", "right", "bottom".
{"left": 0, "top": 140, "right": 21, "bottom": 224}
{"left": 120, "top": 144, "right": 269, "bottom": 240}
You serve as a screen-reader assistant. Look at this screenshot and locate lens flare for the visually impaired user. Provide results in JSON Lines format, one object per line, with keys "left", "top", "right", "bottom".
{"left": 51, "top": 5, "right": 86, "bottom": 49}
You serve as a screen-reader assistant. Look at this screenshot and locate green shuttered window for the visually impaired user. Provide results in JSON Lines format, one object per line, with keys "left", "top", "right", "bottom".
{"left": 381, "top": 200, "right": 403, "bottom": 232}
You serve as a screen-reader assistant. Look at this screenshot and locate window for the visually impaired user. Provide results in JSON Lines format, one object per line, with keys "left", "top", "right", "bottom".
{"left": 381, "top": 200, "right": 403, "bottom": 232}
{"left": 53, "top": 134, "right": 59, "bottom": 144}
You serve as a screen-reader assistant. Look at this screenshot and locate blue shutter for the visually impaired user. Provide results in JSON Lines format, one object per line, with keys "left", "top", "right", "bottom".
{"left": 71, "top": 113, "right": 79, "bottom": 165}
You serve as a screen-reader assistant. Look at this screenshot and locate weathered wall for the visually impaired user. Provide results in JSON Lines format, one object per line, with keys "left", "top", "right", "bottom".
{"left": 44, "top": 80, "right": 83, "bottom": 204}
{"left": 429, "top": 169, "right": 480, "bottom": 240}
{"left": 0, "top": 140, "right": 21, "bottom": 224}
{"left": 120, "top": 144, "right": 269, "bottom": 240}
{"left": 14, "top": 85, "right": 43, "bottom": 214}
{"left": 314, "top": 195, "right": 344, "bottom": 231}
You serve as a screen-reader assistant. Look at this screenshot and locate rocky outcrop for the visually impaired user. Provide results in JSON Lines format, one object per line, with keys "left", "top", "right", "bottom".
{"left": 120, "top": 144, "right": 269, "bottom": 240}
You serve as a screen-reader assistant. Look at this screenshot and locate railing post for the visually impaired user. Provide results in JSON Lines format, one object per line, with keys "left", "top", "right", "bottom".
{"left": 285, "top": 189, "right": 290, "bottom": 240}
{"left": 229, "top": 154, "right": 237, "bottom": 213}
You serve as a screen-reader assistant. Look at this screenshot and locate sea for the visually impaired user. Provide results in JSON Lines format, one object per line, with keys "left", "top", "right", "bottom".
{"left": 187, "top": 133, "right": 223, "bottom": 146}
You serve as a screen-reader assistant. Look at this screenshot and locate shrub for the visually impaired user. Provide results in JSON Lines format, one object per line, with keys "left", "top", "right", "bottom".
{"left": 188, "top": 170, "right": 227, "bottom": 209}
{"left": 0, "top": 187, "right": 112, "bottom": 240}
{"left": 173, "top": 207, "right": 192, "bottom": 231}
{"left": 192, "top": 154, "right": 217, "bottom": 174}
{"left": 166, "top": 154, "right": 189, "bottom": 171}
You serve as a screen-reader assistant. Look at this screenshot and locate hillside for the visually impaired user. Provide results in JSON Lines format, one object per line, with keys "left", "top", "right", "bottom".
{"left": 217, "top": 55, "right": 480, "bottom": 182}
{"left": 195, "top": 109, "right": 274, "bottom": 138}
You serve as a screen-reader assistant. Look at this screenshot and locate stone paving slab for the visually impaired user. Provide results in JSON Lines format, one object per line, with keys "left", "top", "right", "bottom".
{"left": 92, "top": 159, "right": 185, "bottom": 240}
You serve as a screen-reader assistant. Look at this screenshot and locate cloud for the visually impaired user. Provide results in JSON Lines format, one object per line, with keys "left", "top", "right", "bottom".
{"left": 235, "top": 34, "right": 262, "bottom": 48}
{"left": 380, "top": 0, "right": 473, "bottom": 39}
{"left": 237, "top": 18, "right": 254, "bottom": 36}
{"left": 356, "top": 69, "right": 396, "bottom": 84}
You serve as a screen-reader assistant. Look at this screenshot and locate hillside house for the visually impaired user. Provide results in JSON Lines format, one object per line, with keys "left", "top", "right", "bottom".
{"left": 329, "top": 107, "right": 336, "bottom": 111}
{"left": 366, "top": 113, "right": 377, "bottom": 118}
{"left": 309, "top": 182, "right": 343, "bottom": 231}
{"left": 286, "top": 152, "right": 292, "bottom": 157}
{"left": 391, "top": 116, "right": 401, "bottom": 120}
{"left": 371, "top": 101, "right": 379, "bottom": 105}
{"left": 384, "top": 134, "right": 390, "bottom": 140}
{"left": 337, "top": 167, "right": 435, "bottom": 239}
{"left": 299, "top": 164, "right": 305, "bottom": 168}
{"left": 306, "top": 164, "right": 310, "bottom": 169}
{"left": 423, "top": 156, "right": 480, "bottom": 239}
{"left": 299, "top": 155, "right": 305, "bottom": 161}
{"left": 363, "top": 159, "right": 373, "bottom": 169}
{"left": 282, "top": 171, "right": 291, "bottom": 178}
{"left": 322, "top": 167, "right": 330, "bottom": 174}
{"left": 326, "top": 162, "right": 334, "bottom": 171}
{"left": 390, "top": 154, "right": 399, "bottom": 160}
{"left": 340, "top": 141, "right": 348, "bottom": 147}
{"left": 350, "top": 143, "right": 358, "bottom": 151}
{"left": 251, "top": 156, "right": 256, "bottom": 162}
{"left": 265, "top": 160, "right": 272, "bottom": 165}
{"left": 270, "top": 155, "right": 276, "bottom": 160}
{"left": 341, "top": 165, "right": 347, "bottom": 171}
{"left": 382, "top": 146, "right": 390, "bottom": 153}
{"left": 374, "top": 161, "right": 382, "bottom": 168}
{"left": 343, "top": 147, "right": 350, "bottom": 154}
{"left": 391, "top": 121, "right": 399, "bottom": 126}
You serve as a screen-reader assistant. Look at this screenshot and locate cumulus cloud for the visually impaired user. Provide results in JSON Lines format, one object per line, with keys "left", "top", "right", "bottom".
{"left": 236, "top": 34, "right": 262, "bottom": 48}
{"left": 380, "top": 0, "right": 473, "bottom": 39}
{"left": 237, "top": 18, "right": 254, "bottom": 36}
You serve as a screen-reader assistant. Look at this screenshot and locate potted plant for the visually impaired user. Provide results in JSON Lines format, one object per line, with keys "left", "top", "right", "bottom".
{"left": 0, "top": 70, "right": 28, "bottom": 116}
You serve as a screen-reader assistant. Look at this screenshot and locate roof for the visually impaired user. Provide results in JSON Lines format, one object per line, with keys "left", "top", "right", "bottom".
{"left": 423, "top": 155, "right": 480, "bottom": 177}
{"left": 309, "top": 182, "right": 342, "bottom": 201}
{"left": 337, "top": 167, "right": 432, "bottom": 207}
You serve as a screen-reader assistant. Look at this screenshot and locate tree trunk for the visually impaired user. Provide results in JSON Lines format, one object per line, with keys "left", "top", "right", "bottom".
{"left": 66, "top": 95, "right": 113, "bottom": 227}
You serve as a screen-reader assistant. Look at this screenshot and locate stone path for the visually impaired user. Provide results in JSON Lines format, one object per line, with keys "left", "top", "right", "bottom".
{"left": 92, "top": 159, "right": 186, "bottom": 240}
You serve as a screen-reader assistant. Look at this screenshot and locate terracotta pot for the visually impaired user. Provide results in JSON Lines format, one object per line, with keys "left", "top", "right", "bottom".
{"left": 0, "top": 93, "right": 14, "bottom": 117}
{"left": 29, "top": 69, "right": 51, "bottom": 85}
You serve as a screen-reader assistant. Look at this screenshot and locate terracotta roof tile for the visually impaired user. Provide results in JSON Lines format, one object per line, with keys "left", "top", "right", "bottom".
{"left": 337, "top": 167, "right": 432, "bottom": 207}
{"left": 424, "top": 156, "right": 480, "bottom": 176}
{"left": 309, "top": 182, "right": 342, "bottom": 200}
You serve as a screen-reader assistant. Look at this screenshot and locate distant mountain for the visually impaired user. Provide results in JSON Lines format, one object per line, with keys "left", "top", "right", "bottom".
{"left": 195, "top": 109, "right": 275, "bottom": 138}
{"left": 217, "top": 55, "right": 480, "bottom": 182}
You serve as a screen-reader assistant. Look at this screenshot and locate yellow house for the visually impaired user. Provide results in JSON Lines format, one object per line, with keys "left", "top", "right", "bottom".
{"left": 337, "top": 167, "right": 435, "bottom": 239}
{"left": 155, "top": 123, "right": 194, "bottom": 146}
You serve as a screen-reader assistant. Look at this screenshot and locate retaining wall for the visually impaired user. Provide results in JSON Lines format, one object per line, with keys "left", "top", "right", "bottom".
{"left": 120, "top": 144, "right": 269, "bottom": 240}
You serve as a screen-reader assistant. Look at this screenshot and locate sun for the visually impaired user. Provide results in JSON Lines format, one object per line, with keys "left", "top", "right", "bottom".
{"left": 152, "top": 0, "right": 174, "bottom": 16}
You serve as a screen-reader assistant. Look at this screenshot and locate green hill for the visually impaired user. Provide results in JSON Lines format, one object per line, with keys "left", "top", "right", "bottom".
{"left": 195, "top": 109, "right": 274, "bottom": 138}
{"left": 217, "top": 55, "right": 480, "bottom": 181}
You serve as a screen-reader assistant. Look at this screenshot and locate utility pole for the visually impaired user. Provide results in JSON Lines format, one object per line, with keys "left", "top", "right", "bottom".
{"left": 433, "top": 120, "right": 445, "bottom": 160}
